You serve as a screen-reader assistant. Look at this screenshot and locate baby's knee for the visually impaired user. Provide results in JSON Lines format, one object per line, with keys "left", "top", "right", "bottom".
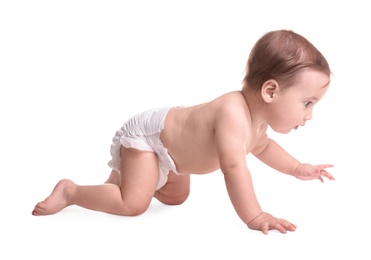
{"left": 178, "top": 192, "right": 190, "bottom": 204}
{"left": 171, "top": 191, "right": 190, "bottom": 205}
{"left": 116, "top": 201, "right": 150, "bottom": 216}
{"left": 155, "top": 189, "right": 190, "bottom": 206}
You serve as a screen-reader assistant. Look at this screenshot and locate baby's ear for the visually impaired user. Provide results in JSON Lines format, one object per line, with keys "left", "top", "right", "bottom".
{"left": 261, "top": 79, "right": 279, "bottom": 103}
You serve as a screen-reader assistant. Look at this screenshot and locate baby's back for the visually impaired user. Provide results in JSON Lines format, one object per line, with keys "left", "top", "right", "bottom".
{"left": 160, "top": 91, "right": 249, "bottom": 175}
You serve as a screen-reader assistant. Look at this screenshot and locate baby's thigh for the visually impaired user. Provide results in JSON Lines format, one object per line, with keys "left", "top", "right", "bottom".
{"left": 120, "top": 147, "right": 159, "bottom": 206}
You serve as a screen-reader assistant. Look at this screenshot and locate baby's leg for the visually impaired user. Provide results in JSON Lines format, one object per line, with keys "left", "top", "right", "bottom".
{"left": 32, "top": 147, "right": 159, "bottom": 216}
{"left": 104, "top": 170, "right": 121, "bottom": 186}
{"left": 154, "top": 172, "right": 190, "bottom": 205}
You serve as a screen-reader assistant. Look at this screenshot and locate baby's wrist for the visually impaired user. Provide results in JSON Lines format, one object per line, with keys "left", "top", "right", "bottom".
{"left": 247, "top": 212, "right": 264, "bottom": 226}
{"left": 291, "top": 162, "right": 301, "bottom": 177}
{"left": 247, "top": 212, "right": 273, "bottom": 230}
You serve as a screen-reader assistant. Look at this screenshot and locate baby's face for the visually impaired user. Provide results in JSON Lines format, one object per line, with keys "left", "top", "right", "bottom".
{"left": 267, "top": 69, "right": 330, "bottom": 134}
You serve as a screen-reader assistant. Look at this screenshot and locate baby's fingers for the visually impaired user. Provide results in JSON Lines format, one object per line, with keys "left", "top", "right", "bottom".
{"left": 318, "top": 164, "right": 334, "bottom": 169}
{"left": 319, "top": 169, "right": 335, "bottom": 181}
{"left": 260, "top": 219, "right": 296, "bottom": 234}
{"left": 260, "top": 222, "right": 285, "bottom": 234}
{"left": 278, "top": 219, "right": 297, "bottom": 232}
{"left": 315, "top": 164, "right": 335, "bottom": 181}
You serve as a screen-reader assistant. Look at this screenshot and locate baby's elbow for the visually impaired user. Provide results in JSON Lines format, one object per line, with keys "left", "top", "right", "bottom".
{"left": 220, "top": 163, "right": 245, "bottom": 176}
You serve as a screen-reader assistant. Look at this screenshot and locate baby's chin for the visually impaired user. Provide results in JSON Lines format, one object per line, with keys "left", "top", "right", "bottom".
{"left": 273, "top": 127, "right": 295, "bottom": 134}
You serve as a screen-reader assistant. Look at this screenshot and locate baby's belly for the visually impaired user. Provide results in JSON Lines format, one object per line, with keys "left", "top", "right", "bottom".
{"left": 169, "top": 149, "right": 221, "bottom": 175}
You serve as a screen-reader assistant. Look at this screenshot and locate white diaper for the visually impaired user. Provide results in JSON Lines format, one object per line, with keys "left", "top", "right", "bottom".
{"left": 107, "top": 107, "right": 180, "bottom": 190}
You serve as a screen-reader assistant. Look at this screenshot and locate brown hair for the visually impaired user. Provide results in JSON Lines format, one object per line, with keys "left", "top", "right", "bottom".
{"left": 242, "top": 30, "right": 331, "bottom": 92}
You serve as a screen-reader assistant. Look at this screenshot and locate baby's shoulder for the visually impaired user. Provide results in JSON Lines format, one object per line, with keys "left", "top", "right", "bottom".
{"left": 211, "top": 91, "right": 249, "bottom": 114}
{"left": 207, "top": 92, "right": 251, "bottom": 126}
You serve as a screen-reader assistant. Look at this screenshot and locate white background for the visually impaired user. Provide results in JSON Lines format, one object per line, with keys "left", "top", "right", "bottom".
{"left": 1, "top": 1, "right": 370, "bottom": 259}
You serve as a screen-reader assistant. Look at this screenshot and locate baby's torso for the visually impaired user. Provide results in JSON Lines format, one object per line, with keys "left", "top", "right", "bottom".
{"left": 160, "top": 91, "right": 265, "bottom": 175}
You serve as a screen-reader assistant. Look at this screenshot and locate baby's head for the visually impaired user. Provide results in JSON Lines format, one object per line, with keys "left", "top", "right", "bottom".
{"left": 242, "top": 30, "right": 331, "bottom": 94}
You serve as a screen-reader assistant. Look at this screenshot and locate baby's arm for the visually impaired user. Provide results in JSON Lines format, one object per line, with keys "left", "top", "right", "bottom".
{"left": 214, "top": 108, "right": 296, "bottom": 234}
{"left": 252, "top": 134, "right": 335, "bottom": 181}
{"left": 214, "top": 111, "right": 262, "bottom": 223}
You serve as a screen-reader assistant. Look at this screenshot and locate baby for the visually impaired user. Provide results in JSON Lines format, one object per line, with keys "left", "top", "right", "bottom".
{"left": 32, "top": 29, "right": 335, "bottom": 234}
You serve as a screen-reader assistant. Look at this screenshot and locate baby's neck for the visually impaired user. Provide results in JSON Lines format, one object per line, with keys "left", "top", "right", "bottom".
{"left": 241, "top": 90, "right": 267, "bottom": 129}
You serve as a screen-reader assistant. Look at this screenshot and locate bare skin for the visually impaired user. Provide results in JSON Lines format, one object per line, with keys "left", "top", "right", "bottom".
{"left": 32, "top": 69, "right": 335, "bottom": 234}
{"left": 32, "top": 179, "right": 76, "bottom": 216}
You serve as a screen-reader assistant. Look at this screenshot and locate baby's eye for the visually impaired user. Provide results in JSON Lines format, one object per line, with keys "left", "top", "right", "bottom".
{"left": 304, "top": 101, "right": 313, "bottom": 107}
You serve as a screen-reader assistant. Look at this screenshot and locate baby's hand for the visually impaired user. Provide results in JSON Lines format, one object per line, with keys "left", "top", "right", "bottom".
{"left": 247, "top": 212, "right": 297, "bottom": 234}
{"left": 293, "top": 163, "right": 335, "bottom": 182}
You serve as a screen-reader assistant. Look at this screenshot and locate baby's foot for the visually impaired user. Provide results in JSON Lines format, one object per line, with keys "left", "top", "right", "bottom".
{"left": 32, "top": 179, "right": 76, "bottom": 216}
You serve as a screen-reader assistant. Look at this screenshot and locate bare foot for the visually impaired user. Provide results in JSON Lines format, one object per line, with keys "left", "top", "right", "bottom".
{"left": 32, "top": 179, "right": 76, "bottom": 216}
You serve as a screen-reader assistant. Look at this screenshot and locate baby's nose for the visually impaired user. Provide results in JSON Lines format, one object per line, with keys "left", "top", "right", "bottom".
{"left": 305, "top": 111, "right": 313, "bottom": 121}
